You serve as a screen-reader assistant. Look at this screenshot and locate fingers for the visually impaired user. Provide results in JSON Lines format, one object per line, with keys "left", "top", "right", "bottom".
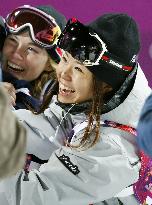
{"left": 2, "top": 82, "right": 16, "bottom": 93}
{"left": 1, "top": 82, "right": 16, "bottom": 106}
{"left": 10, "top": 95, "right": 16, "bottom": 106}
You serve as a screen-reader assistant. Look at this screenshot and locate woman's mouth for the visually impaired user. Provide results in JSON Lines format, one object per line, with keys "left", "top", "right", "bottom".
{"left": 7, "top": 61, "right": 24, "bottom": 73}
{"left": 59, "top": 82, "right": 75, "bottom": 96}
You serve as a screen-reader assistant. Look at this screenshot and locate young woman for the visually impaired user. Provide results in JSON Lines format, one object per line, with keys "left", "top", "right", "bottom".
{"left": 0, "top": 14, "right": 151, "bottom": 205}
{"left": 1, "top": 5, "right": 66, "bottom": 109}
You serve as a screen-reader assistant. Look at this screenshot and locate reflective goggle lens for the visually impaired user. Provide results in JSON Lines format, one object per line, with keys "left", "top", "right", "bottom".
{"left": 58, "top": 19, "right": 102, "bottom": 65}
{"left": 6, "top": 7, "right": 61, "bottom": 48}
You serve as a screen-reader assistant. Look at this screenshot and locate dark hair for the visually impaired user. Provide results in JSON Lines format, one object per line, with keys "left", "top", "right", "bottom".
{"left": 74, "top": 77, "right": 105, "bottom": 149}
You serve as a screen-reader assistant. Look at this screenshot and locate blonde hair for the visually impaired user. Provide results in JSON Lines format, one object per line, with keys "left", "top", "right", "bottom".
{"left": 31, "top": 58, "right": 57, "bottom": 99}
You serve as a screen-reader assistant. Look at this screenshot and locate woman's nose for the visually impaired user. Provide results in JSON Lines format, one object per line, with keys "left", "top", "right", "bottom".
{"left": 60, "top": 65, "right": 72, "bottom": 81}
{"left": 11, "top": 46, "right": 24, "bottom": 61}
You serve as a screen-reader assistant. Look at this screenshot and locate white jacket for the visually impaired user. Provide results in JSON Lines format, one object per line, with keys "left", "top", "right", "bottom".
{"left": 0, "top": 65, "right": 151, "bottom": 205}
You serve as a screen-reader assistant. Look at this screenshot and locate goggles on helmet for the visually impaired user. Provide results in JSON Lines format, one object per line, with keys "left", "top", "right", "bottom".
{"left": 57, "top": 18, "right": 134, "bottom": 71}
{"left": 5, "top": 5, "right": 61, "bottom": 48}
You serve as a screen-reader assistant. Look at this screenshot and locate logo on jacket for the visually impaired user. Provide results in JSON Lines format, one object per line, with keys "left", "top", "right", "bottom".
{"left": 57, "top": 154, "right": 80, "bottom": 175}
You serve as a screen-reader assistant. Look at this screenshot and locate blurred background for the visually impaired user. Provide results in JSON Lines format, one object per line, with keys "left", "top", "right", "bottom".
{"left": 1, "top": 0, "right": 152, "bottom": 86}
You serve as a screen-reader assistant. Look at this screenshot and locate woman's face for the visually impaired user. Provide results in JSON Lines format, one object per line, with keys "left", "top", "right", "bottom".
{"left": 2, "top": 31, "right": 50, "bottom": 81}
{"left": 56, "top": 52, "right": 94, "bottom": 104}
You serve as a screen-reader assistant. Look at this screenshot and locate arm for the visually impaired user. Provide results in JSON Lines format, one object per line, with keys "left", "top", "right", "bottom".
{"left": 0, "top": 86, "right": 26, "bottom": 178}
{"left": 137, "top": 93, "right": 152, "bottom": 157}
{"left": 0, "top": 82, "right": 16, "bottom": 106}
{"left": 14, "top": 109, "right": 59, "bottom": 160}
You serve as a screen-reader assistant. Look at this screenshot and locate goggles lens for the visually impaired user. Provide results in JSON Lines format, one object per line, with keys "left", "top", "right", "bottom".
{"left": 58, "top": 18, "right": 105, "bottom": 66}
{"left": 6, "top": 6, "right": 61, "bottom": 48}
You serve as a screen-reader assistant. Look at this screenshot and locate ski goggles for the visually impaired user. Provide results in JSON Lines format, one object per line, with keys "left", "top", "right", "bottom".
{"left": 5, "top": 5, "right": 61, "bottom": 48}
{"left": 58, "top": 18, "right": 133, "bottom": 71}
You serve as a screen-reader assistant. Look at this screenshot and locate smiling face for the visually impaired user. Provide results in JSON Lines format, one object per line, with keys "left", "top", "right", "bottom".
{"left": 56, "top": 52, "right": 94, "bottom": 104}
{"left": 2, "top": 31, "right": 50, "bottom": 81}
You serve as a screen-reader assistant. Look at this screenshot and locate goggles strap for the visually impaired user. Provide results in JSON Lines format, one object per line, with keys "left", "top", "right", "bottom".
{"left": 100, "top": 52, "right": 134, "bottom": 72}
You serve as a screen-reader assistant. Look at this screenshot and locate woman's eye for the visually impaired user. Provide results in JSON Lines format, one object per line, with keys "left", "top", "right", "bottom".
{"left": 74, "top": 67, "right": 82, "bottom": 72}
{"left": 62, "top": 56, "right": 67, "bottom": 62}
{"left": 27, "top": 47, "right": 37, "bottom": 53}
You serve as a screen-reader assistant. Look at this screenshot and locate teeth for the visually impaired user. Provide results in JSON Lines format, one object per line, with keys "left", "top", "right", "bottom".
{"left": 8, "top": 61, "right": 24, "bottom": 71}
{"left": 59, "top": 83, "right": 75, "bottom": 93}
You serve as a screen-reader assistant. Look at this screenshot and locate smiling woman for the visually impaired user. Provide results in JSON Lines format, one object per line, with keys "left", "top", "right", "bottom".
{"left": 2, "top": 32, "right": 50, "bottom": 81}
{"left": 0, "top": 13, "right": 151, "bottom": 205}
{"left": 2, "top": 32, "right": 51, "bottom": 81}
{"left": 1, "top": 5, "right": 66, "bottom": 109}
{"left": 57, "top": 52, "right": 95, "bottom": 104}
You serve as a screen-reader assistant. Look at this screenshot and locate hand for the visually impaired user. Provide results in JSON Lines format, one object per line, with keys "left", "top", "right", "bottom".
{"left": 1, "top": 82, "right": 16, "bottom": 106}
